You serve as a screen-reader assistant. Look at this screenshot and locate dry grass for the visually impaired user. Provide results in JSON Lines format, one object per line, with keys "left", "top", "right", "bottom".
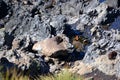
{"left": 40, "top": 69, "right": 83, "bottom": 80}
{"left": 0, "top": 67, "right": 83, "bottom": 80}
{"left": 0, "top": 67, "right": 29, "bottom": 80}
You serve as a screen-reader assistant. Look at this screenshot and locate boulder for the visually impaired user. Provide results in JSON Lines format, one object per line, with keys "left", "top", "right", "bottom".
{"left": 0, "top": 28, "right": 5, "bottom": 48}
{"left": 83, "top": 28, "right": 120, "bottom": 78}
{"left": 69, "top": 61, "right": 93, "bottom": 75}
{"left": 105, "top": 0, "right": 118, "bottom": 8}
{"left": 0, "top": 49, "right": 49, "bottom": 76}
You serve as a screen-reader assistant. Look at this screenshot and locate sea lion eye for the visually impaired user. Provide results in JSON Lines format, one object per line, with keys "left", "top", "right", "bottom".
{"left": 55, "top": 36, "right": 63, "bottom": 44}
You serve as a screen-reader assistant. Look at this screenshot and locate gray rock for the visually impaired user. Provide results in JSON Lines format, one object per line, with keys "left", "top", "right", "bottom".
{"left": 0, "top": 49, "right": 49, "bottom": 75}
{"left": 50, "top": 15, "right": 66, "bottom": 35}
{"left": 114, "top": 30, "right": 120, "bottom": 41}
{"left": 0, "top": 0, "right": 120, "bottom": 78}
{"left": 0, "top": 28, "right": 5, "bottom": 48}
{"left": 109, "top": 16, "right": 120, "bottom": 31}
{"left": 105, "top": 0, "right": 118, "bottom": 8}
{"left": 114, "top": 44, "right": 120, "bottom": 52}
{"left": 83, "top": 27, "right": 120, "bottom": 78}
{"left": 5, "top": 14, "right": 51, "bottom": 41}
{"left": 49, "top": 64, "right": 59, "bottom": 73}
{"left": 28, "top": 52, "right": 35, "bottom": 58}
{"left": 98, "top": 39, "right": 109, "bottom": 48}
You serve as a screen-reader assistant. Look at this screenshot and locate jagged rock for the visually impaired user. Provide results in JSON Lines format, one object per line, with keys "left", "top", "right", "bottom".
{"left": 98, "top": 38, "right": 109, "bottom": 48}
{"left": 0, "top": 0, "right": 120, "bottom": 78}
{"left": 114, "top": 30, "right": 120, "bottom": 41}
{"left": 32, "top": 34, "right": 73, "bottom": 57}
{"left": 12, "top": 36, "right": 33, "bottom": 50}
{"left": 69, "top": 61, "right": 93, "bottom": 75}
{"left": 90, "top": 26, "right": 98, "bottom": 35}
{"left": 50, "top": 15, "right": 66, "bottom": 35}
{"left": 82, "top": 52, "right": 120, "bottom": 78}
{"left": 0, "top": 49, "right": 49, "bottom": 75}
{"left": 0, "top": 28, "right": 5, "bottom": 48}
{"left": 92, "top": 3, "right": 108, "bottom": 25}
{"left": 109, "top": 17, "right": 120, "bottom": 31}
{"left": 5, "top": 14, "right": 51, "bottom": 41}
{"left": 83, "top": 26, "right": 120, "bottom": 77}
{"left": 114, "top": 44, "right": 120, "bottom": 52}
{"left": 94, "top": 55, "right": 118, "bottom": 75}
{"left": 105, "top": 0, "right": 118, "bottom": 8}
{"left": 84, "top": 69, "right": 118, "bottom": 80}
{"left": 49, "top": 63, "right": 60, "bottom": 73}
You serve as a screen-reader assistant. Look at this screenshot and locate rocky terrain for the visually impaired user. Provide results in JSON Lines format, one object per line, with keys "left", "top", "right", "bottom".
{"left": 0, "top": 0, "right": 120, "bottom": 79}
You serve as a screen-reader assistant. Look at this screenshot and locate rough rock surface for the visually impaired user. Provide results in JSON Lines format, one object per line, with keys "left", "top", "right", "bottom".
{"left": 70, "top": 61, "right": 93, "bottom": 75}
{"left": 0, "top": 28, "right": 5, "bottom": 48}
{"left": 0, "top": 0, "right": 120, "bottom": 79}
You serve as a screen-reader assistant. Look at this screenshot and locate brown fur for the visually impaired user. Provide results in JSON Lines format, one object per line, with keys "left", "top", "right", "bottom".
{"left": 55, "top": 36, "right": 63, "bottom": 44}
{"left": 108, "top": 51, "right": 117, "bottom": 60}
{"left": 32, "top": 35, "right": 71, "bottom": 57}
{"left": 72, "top": 35, "right": 83, "bottom": 52}
{"left": 72, "top": 35, "right": 89, "bottom": 52}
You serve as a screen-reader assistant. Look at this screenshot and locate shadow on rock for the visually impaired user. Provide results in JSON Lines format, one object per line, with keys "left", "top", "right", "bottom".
{"left": 0, "top": 57, "right": 15, "bottom": 72}
{"left": 4, "top": 32, "right": 14, "bottom": 49}
{"left": 66, "top": 51, "right": 85, "bottom": 62}
{"left": 24, "top": 59, "right": 50, "bottom": 79}
{"left": 0, "top": 57, "right": 50, "bottom": 79}
{"left": 101, "top": 7, "right": 120, "bottom": 25}
{"left": 51, "top": 50, "right": 85, "bottom": 62}
{"left": 63, "top": 24, "right": 83, "bottom": 40}
{"left": 84, "top": 69, "right": 118, "bottom": 80}
{"left": 0, "top": 0, "right": 9, "bottom": 19}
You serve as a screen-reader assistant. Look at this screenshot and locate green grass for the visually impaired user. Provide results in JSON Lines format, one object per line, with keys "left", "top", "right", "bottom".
{"left": 40, "top": 69, "right": 83, "bottom": 80}
{"left": 0, "top": 67, "right": 83, "bottom": 80}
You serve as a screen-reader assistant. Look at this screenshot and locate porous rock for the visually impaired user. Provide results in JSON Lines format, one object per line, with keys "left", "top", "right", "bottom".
{"left": 0, "top": 28, "right": 5, "bottom": 48}
{"left": 69, "top": 61, "right": 93, "bottom": 75}
{"left": 0, "top": 49, "right": 49, "bottom": 75}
